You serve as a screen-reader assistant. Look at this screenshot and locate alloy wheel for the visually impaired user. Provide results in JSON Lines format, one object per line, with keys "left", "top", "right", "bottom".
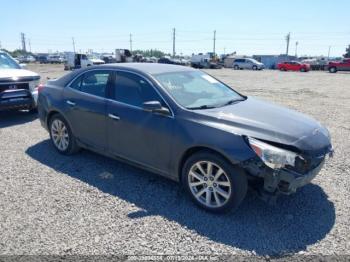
{"left": 51, "top": 119, "right": 69, "bottom": 151}
{"left": 188, "top": 161, "right": 232, "bottom": 208}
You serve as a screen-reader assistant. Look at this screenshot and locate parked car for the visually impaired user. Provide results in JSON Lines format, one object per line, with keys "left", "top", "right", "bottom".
{"left": 17, "top": 55, "right": 36, "bottom": 63}
{"left": 327, "top": 58, "right": 350, "bottom": 73}
{"left": 38, "top": 63, "right": 333, "bottom": 213}
{"left": 233, "top": 58, "right": 264, "bottom": 70}
{"left": 0, "top": 51, "right": 40, "bottom": 112}
{"left": 37, "top": 55, "right": 49, "bottom": 64}
{"left": 47, "top": 55, "right": 65, "bottom": 64}
{"left": 158, "top": 56, "right": 178, "bottom": 65}
{"left": 277, "top": 61, "right": 310, "bottom": 72}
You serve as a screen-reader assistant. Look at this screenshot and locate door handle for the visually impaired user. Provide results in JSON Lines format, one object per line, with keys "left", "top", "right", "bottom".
{"left": 66, "top": 100, "right": 76, "bottom": 106}
{"left": 108, "top": 113, "right": 120, "bottom": 121}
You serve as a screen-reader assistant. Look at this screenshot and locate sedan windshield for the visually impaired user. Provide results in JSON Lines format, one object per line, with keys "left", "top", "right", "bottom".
{"left": 0, "top": 53, "right": 21, "bottom": 69}
{"left": 154, "top": 71, "right": 244, "bottom": 109}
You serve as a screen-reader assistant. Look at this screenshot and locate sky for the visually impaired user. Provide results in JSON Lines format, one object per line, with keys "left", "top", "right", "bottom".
{"left": 1, "top": 0, "right": 349, "bottom": 57}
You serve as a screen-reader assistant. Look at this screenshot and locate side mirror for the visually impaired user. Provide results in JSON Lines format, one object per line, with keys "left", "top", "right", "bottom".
{"left": 143, "top": 101, "right": 170, "bottom": 116}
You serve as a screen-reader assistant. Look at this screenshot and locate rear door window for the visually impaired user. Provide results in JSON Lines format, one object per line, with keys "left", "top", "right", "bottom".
{"left": 70, "top": 70, "right": 112, "bottom": 98}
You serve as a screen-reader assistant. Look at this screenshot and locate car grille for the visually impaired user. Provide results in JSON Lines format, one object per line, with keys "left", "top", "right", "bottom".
{"left": 0, "top": 83, "right": 29, "bottom": 93}
{"left": 288, "top": 154, "right": 325, "bottom": 175}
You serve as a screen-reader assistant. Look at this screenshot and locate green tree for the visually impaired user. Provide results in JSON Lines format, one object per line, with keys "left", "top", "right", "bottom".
{"left": 132, "top": 49, "right": 168, "bottom": 58}
{"left": 344, "top": 44, "right": 350, "bottom": 58}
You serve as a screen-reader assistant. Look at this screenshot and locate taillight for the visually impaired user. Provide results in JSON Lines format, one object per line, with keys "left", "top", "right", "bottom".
{"left": 37, "top": 83, "right": 45, "bottom": 93}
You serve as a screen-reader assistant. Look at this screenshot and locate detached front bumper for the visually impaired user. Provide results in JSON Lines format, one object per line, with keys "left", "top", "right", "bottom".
{"left": 263, "top": 159, "right": 325, "bottom": 195}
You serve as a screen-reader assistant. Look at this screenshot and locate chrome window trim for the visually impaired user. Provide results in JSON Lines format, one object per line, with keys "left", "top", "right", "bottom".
{"left": 66, "top": 68, "right": 174, "bottom": 118}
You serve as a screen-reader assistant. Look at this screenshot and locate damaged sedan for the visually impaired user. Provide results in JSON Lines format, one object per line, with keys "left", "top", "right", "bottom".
{"left": 38, "top": 63, "right": 333, "bottom": 213}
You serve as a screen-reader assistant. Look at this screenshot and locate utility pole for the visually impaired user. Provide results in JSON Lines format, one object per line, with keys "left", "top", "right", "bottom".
{"left": 328, "top": 46, "right": 331, "bottom": 59}
{"left": 295, "top": 41, "right": 298, "bottom": 57}
{"left": 285, "top": 32, "right": 290, "bottom": 55}
{"left": 213, "top": 30, "right": 216, "bottom": 56}
{"left": 129, "top": 34, "right": 132, "bottom": 52}
{"left": 29, "top": 39, "right": 32, "bottom": 53}
{"left": 0, "top": 41, "right": 2, "bottom": 50}
{"left": 172, "top": 28, "right": 176, "bottom": 58}
{"left": 72, "top": 37, "right": 76, "bottom": 53}
{"left": 21, "top": 33, "right": 26, "bottom": 52}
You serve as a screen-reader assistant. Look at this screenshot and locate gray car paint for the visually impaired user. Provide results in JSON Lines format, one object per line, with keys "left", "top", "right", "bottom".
{"left": 38, "top": 63, "right": 332, "bottom": 183}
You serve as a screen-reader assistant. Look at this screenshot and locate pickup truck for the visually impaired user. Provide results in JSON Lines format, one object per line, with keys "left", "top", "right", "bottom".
{"left": 328, "top": 58, "right": 350, "bottom": 73}
{"left": 0, "top": 51, "right": 40, "bottom": 112}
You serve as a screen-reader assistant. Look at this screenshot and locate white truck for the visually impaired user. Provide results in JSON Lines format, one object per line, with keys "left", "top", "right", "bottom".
{"left": 190, "top": 53, "right": 222, "bottom": 69}
{"left": 115, "top": 49, "right": 133, "bottom": 63}
{"left": 64, "top": 53, "right": 105, "bottom": 70}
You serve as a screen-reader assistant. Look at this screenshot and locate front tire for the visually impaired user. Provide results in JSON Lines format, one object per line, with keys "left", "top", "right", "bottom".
{"left": 182, "top": 151, "right": 247, "bottom": 213}
{"left": 49, "top": 114, "right": 79, "bottom": 155}
{"left": 252, "top": 65, "right": 257, "bottom": 70}
{"left": 233, "top": 65, "right": 239, "bottom": 70}
{"left": 329, "top": 67, "right": 337, "bottom": 73}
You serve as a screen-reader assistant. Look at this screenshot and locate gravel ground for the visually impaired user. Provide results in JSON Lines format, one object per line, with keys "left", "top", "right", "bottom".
{"left": 0, "top": 64, "right": 349, "bottom": 259}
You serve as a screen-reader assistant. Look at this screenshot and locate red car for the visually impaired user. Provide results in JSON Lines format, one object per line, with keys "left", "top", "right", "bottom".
{"left": 328, "top": 58, "right": 350, "bottom": 73}
{"left": 277, "top": 61, "right": 310, "bottom": 72}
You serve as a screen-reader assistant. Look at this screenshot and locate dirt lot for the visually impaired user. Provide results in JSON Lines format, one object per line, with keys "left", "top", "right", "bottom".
{"left": 0, "top": 64, "right": 349, "bottom": 258}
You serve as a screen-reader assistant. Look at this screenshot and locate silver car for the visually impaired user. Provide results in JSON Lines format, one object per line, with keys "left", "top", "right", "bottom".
{"left": 233, "top": 58, "right": 264, "bottom": 70}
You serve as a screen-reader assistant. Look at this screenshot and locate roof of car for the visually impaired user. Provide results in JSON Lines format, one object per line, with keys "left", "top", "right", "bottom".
{"left": 51, "top": 63, "right": 197, "bottom": 87}
{"left": 99, "top": 62, "right": 195, "bottom": 75}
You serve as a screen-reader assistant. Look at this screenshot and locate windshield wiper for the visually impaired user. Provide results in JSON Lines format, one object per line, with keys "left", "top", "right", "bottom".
{"left": 187, "top": 105, "right": 217, "bottom": 110}
{"left": 220, "top": 98, "right": 246, "bottom": 107}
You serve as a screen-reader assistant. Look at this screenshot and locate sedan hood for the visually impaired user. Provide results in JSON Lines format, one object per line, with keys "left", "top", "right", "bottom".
{"left": 0, "top": 69, "right": 40, "bottom": 81}
{"left": 196, "top": 97, "right": 331, "bottom": 155}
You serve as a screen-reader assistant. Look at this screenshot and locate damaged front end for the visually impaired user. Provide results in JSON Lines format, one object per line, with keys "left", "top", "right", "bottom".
{"left": 242, "top": 137, "right": 333, "bottom": 204}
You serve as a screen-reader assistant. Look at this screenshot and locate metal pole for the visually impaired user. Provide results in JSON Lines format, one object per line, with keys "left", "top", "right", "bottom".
{"left": 172, "top": 28, "right": 176, "bottom": 58}
{"left": 328, "top": 46, "right": 331, "bottom": 59}
{"left": 130, "top": 34, "right": 132, "bottom": 52}
{"left": 286, "top": 32, "right": 290, "bottom": 55}
{"left": 213, "top": 30, "right": 216, "bottom": 55}
{"left": 295, "top": 41, "right": 298, "bottom": 57}
{"left": 72, "top": 37, "right": 76, "bottom": 53}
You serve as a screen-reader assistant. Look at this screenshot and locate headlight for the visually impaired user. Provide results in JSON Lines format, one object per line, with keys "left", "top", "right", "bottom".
{"left": 248, "top": 137, "right": 301, "bottom": 169}
{"left": 29, "top": 80, "right": 40, "bottom": 91}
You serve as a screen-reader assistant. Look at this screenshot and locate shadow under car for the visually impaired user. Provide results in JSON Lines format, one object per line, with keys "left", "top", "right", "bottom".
{"left": 26, "top": 140, "right": 335, "bottom": 256}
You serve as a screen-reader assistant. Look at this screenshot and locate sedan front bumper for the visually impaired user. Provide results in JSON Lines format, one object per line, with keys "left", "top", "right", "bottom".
{"left": 263, "top": 159, "right": 325, "bottom": 195}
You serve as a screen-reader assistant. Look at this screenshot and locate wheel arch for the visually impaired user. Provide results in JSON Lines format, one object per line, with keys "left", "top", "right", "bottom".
{"left": 177, "top": 146, "right": 237, "bottom": 183}
{"left": 46, "top": 110, "right": 73, "bottom": 134}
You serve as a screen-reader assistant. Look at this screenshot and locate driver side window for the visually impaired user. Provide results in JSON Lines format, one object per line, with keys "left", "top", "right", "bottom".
{"left": 113, "top": 71, "right": 164, "bottom": 107}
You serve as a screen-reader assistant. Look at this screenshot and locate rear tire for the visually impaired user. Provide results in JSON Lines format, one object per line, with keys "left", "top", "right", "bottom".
{"left": 182, "top": 151, "right": 247, "bottom": 213}
{"left": 233, "top": 65, "right": 239, "bottom": 70}
{"left": 49, "top": 114, "right": 80, "bottom": 155}
{"left": 300, "top": 68, "right": 306, "bottom": 72}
